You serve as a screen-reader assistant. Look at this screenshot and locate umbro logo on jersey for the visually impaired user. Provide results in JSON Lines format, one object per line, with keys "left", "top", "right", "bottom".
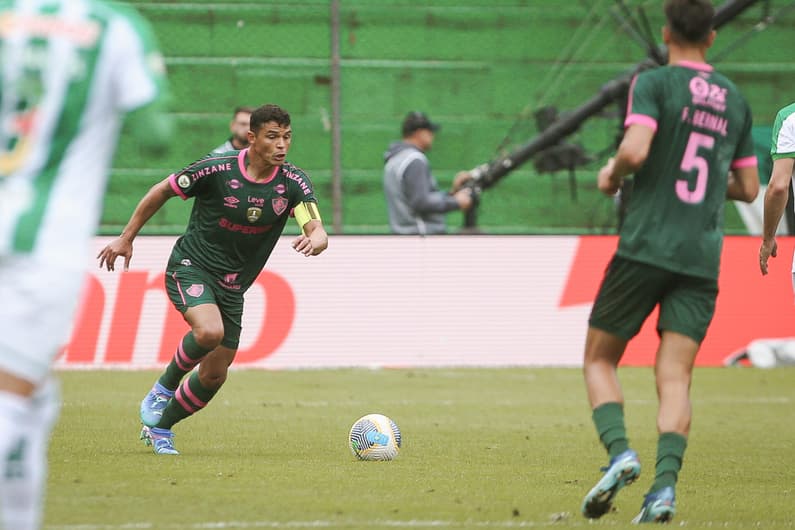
{"left": 223, "top": 196, "right": 239, "bottom": 208}
{"left": 272, "top": 197, "right": 288, "bottom": 216}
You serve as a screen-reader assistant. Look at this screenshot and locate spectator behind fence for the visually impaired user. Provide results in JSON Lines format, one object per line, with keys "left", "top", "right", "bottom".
{"left": 0, "top": 1, "right": 173, "bottom": 528}
{"left": 212, "top": 106, "right": 255, "bottom": 153}
{"left": 383, "top": 111, "right": 473, "bottom": 234}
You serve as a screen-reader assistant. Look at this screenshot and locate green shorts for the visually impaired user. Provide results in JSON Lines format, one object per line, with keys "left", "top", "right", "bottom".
{"left": 165, "top": 260, "right": 244, "bottom": 349}
{"left": 588, "top": 255, "right": 718, "bottom": 343}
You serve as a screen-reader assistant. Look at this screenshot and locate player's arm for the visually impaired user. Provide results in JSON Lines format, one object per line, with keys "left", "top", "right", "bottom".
{"left": 597, "top": 124, "right": 655, "bottom": 196}
{"left": 759, "top": 156, "right": 795, "bottom": 275}
{"left": 292, "top": 201, "right": 328, "bottom": 256}
{"left": 726, "top": 165, "right": 759, "bottom": 203}
{"left": 97, "top": 177, "right": 177, "bottom": 271}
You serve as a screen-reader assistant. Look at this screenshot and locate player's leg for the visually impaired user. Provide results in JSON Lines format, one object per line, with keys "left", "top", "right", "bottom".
{"left": 0, "top": 257, "right": 77, "bottom": 529}
{"left": 0, "top": 375, "right": 35, "bottom": 530}
{"left": 582, "top": 257, "right": 663, "bottom": 519}
{"left": 156, "top": 344, "right": 237, "bottom": 430}
{"left": 633, "top": 275, "right": 716, "bottom": 523}
{"left": 159, "top": 294, "right": 241, "bottom": 426}
{"left": 143, "top": 292, "right": 242, "bottom": 455}
{"left": 140, "top": 303, "right": 224, "bottom": 428}
{"left": 141, "top": 265, "right": 224, "bottom": 431}
{"left": 4, "top": 377, "right": 60, "bottom": 530}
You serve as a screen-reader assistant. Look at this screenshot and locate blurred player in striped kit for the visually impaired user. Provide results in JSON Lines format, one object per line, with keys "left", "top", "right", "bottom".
{"left": 580, "top": 0, "right": 759, "bottom": 523}
{"left": 0, "top": 1, "right": 172, "bottom": 528}
{"left": 759, "top": 102, "right": 795, "bottom": 281}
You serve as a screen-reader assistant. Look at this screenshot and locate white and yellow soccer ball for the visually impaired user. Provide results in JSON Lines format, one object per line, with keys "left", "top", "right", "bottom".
{"left": 349, "top": 413, "right": 402, "bottom": 461}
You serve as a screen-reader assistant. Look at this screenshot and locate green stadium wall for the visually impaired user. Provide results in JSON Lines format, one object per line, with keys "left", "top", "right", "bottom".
{"left": 107, "top": 1, "right": 795, "bottom": 234}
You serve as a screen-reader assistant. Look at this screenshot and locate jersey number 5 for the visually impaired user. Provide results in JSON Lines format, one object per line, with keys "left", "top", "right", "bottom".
{"left": 677, "top": 132, "right": 715, "bottom": 204}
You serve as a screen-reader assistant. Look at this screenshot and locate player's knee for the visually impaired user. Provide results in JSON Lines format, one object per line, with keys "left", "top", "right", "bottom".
{"left": 192, "top": 325, "right": 224, "bottom": 350}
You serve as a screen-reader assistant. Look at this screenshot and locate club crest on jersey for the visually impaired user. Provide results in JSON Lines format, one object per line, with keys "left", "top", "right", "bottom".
{"left": 272, "top": 197, "right": 288, "bottom": 216}
{"left": 186, "top": 284, "right": 204, "bottom": 297}
{"left": 247, "top": 207, "right": 262, "bottom": 223}
{"left": 177, "top": 174, "right": 191, "bottom": 189}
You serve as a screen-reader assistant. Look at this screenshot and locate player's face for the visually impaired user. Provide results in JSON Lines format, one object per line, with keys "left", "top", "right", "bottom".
{"left": 230, "top": 112, "right": 251, "bottom": 145}
{"left": 248, "top": 121, "right": 292, "bottom": 167}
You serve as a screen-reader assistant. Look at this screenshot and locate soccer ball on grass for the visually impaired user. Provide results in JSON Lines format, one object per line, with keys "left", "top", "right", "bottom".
{"left": 349, "top": 413, "right": 401, "bottom": 461}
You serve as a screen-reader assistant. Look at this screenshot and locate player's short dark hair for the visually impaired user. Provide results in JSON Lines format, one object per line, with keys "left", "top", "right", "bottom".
{"left": 664, "top": 0, "right": 714, "bottom": 44}
{"left": 250, "top": 104, "right": 291, "bottom": 132}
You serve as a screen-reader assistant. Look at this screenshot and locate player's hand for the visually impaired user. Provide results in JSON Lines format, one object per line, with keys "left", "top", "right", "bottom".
{"left": 292, "top": 234, "right": 320, "bottom": 256}
{"left": 97, "top": 237, "right": 133, "bottom": 272}
{"left": 597, "top": 157, "right": 622, "bottom": 197}
{"left": 759, "top": 238, "right": 778, "bottom": 275}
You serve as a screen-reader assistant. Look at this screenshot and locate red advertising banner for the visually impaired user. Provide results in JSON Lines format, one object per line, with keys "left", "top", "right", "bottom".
{"left": 56, "top": 235, "right": 795, "bottom": 369}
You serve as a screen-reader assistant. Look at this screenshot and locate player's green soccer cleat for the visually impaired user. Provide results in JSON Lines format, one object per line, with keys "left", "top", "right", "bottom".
{"left": 582, "top": 449, "right": 641, "bottom": 519}
{"left": 139, "top": 382, "right": 173, "bottom": 427}
{"left": 631, "top": 486, "right": 675, "bottom": 524}
{"left": 140, "top": 425, "right": 179, "bottom": 455}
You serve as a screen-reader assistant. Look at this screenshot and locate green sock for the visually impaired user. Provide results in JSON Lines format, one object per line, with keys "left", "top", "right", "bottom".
{"left": 158, "top": 332, "right": 213, "bottom": 390}
{"left": 651, "top": 432, "right": 687, "bottom": 493}
{"left": 156, "top": 371, "right": 219, "bottom": 430}
{"left": 592, "top": 402, "right": 630, "bottom": 458}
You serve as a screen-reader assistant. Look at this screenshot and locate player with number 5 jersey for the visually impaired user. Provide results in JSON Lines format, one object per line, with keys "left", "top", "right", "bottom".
{"left": 579, "top": 0, "right": 759, "bottom": 524}
{"left": 618, "top": 58, "right": 759, "bottom": 280}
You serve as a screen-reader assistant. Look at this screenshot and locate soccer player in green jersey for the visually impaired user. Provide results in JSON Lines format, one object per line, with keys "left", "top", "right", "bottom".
{"left": 98, "top": 103, "right": 328, "bottom": 456}
{"left": 759, "top": 102, "right": 795, "bottom": 279}
{"left": 580, "top": 0, "right": 759, "bottom": 523}
{"left": 0, "top": 0, "right": 172, "bottom": 527}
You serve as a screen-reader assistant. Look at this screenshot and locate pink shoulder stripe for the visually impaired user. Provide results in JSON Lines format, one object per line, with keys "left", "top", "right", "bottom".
{"left": 676, "top": 60, "right": 713, "bottom": 72}
{"left": 624, "top": 114, "right": 658, "bottom": 132}
{"left": 731, "top": 156, "right": 758, "bottom": 169}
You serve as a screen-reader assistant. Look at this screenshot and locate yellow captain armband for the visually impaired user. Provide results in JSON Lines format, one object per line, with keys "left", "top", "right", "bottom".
{"left": 293, "top": 201, "right": 322, "bottom": 231}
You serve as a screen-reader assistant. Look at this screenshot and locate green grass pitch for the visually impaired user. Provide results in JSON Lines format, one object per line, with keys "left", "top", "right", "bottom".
{"left": 47, "top": 367, "right": 794, "bottom": 529}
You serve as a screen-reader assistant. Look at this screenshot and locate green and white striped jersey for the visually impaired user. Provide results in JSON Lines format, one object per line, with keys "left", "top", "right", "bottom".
{"left": 0, "top": 0, "right": 169, "bottom": 265}
{"left": 771, "top": 102, "right": 795, "bottom": 160}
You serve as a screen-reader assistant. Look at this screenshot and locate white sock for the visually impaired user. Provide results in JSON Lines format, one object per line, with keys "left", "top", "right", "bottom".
{"left": 0, "top": 390, "right": 35, "bottom": 530}
{"left": 0, "top": 378, "right": 60, "bottom": 530}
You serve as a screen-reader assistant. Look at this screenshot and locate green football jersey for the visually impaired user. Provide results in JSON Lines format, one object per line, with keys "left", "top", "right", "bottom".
{"left": 771, "top": 101, "right": 795, "bottom": 160}
{"left": 168, "top": 148, "right": 318, "bottom": 292}
{"left": 618, "top": 62, "right": 757, "bottom": 280}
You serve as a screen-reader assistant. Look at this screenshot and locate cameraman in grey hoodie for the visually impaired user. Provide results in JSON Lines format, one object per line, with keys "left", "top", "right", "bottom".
{"left": 383, "top": 112, "right": 473, "bottom": 234}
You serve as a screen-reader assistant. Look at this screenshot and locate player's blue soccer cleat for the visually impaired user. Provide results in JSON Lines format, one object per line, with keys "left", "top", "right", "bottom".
{"left": 582, "top": 449, "right": 641, "bottom": 519}
{"left": 631, "top": 486, "right": 676, "bottom": 524}
{"left": 140, "top": 425, "right": 179, "bottom": 455}
{"left": 139, "top": 382, "right": 173, "bottom": 427}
